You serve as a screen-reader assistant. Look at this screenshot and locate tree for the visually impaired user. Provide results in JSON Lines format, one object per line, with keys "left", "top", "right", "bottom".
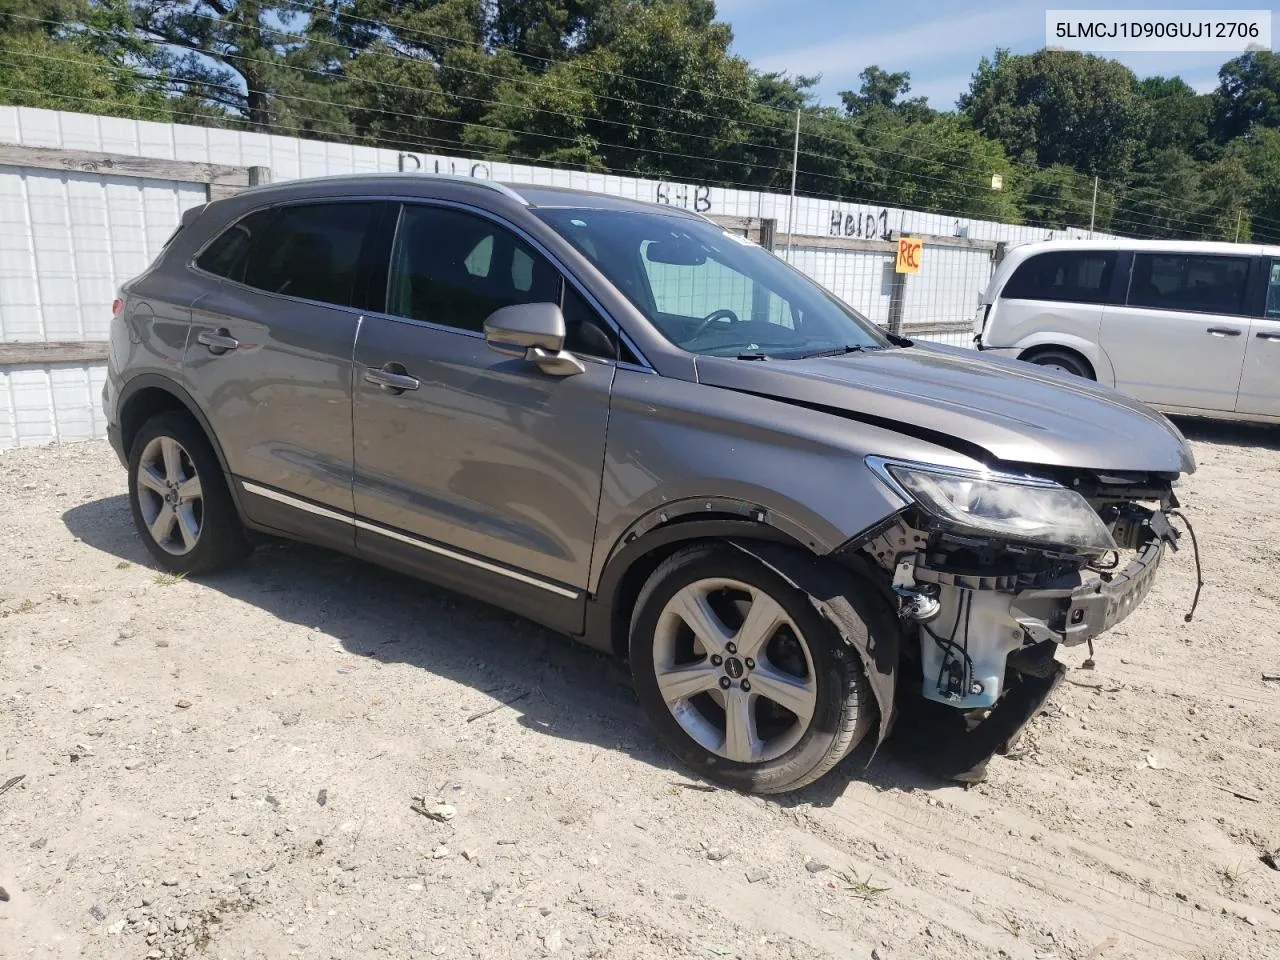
{"left": 960, "top": 48, "right": 1149, "bottom": 176}
{"left": 127, "top": 0, "right": 349, "bottom": 132}
{"left": 0, "top": 0, "right": 171, "bottom": 120}
{"left": 839, "top": 66, "right": 933, "bottom": 124}
{"left": 1213, "top": 49, "right": 1280, "bottom": 142}
{"left": 465, "top": 0, "right": 754, "bottom": 182}
{"left": 1139, "top": 76, "right": 1212, "bottom": 156}
{"left": 1019, "top": 163, "right": 1111, "bottom": 231}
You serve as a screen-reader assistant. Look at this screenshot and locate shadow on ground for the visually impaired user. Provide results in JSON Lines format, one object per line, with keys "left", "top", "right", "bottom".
{"left": 1172, "top": 417, "right": 1280, "bottom": 451}
{"left": 65, "top": 494, "right": 954, "bottom": 805}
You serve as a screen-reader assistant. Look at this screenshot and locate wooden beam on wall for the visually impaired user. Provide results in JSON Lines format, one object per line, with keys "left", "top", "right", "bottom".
{"left": 0, "top": 142, "right": 250, "bottom": 191}
{"left": 0, "top": 341, "right": 109, "bottom": 367}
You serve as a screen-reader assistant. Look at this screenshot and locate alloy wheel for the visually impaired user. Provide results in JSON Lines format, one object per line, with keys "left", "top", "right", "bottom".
{"left": 651, "top": 577, "right": 818, "bottom": 764}
{"left": 135, "top": 435, "right": 204, "bottom": 556}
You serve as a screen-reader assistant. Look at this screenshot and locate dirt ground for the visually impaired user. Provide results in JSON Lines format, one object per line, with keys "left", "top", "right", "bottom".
{"left": 1, "top": 425, "right": 1278, "bottom": 960}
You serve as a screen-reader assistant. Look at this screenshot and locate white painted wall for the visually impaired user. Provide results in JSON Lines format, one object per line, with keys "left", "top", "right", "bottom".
{"left": 0, "top": 106, "right": 1108, "bottom": 449}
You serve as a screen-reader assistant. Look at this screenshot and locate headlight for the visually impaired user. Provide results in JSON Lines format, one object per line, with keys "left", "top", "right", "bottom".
{"left": 870, "top": 459, "right": 1117, "bottom": 553}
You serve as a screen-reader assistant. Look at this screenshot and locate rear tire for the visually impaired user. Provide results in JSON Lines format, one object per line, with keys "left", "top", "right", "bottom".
{"left": 128, "top": 412, "right": 250, "bottom": 575}
{"left": 1023, "top": 347, "right": 1094, "bottom": 380}
{"left": 629, "top": 543, "right": 873, "bottom": 794}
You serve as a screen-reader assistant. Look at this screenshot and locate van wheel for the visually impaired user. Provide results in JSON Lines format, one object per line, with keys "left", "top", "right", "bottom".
{"left": 629, "top": 543, "right": 873, "bottom": 794}
{"left": 128, "top": 412, "right": 250, "bottom": 575}
{"left": 1023, "top": 347, "right": 1094, "bottom": 380}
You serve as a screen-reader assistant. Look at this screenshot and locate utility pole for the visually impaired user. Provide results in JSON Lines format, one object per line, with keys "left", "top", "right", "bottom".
{"left": 1235, "top": 211, "right": 1243, "bottom": 242}
{"left": 1089, "top": 176, "right": 1098, "bottom": 237}
{"left": 786, "top": 109, "right": 800, "bottom": 257}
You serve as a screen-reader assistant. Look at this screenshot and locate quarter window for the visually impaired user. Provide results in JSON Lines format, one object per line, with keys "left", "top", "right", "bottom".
{"left": 1128, "top": 254, "right": 1250, "bottom": 316}
{"left": 240, "top": 202, "right": 376, "bottom": 308}
{"left": 387, "top": 205, "right": 616, "bottom": 359}
{"left": 195, "top": 209, "right": 273, "bottom": 283}
{"left": 1001, "top": 251, "right": 1116, "bottom": 304}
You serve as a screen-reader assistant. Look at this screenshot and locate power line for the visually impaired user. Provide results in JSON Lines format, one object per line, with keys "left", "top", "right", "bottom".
{"left": 24, "top": 7, "right": 1246, "bottom": 236}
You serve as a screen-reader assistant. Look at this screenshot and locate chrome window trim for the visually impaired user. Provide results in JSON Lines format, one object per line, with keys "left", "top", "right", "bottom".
{"left": 241, "top": 481, "right": 580, "bottom": 600}
{"left": 188, "top": 193, "right": 655, "bottom": 372}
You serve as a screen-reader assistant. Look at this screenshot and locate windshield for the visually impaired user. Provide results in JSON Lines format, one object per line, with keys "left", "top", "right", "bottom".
{"left": 534, "top": 208, "right": 890, "bottom": 359}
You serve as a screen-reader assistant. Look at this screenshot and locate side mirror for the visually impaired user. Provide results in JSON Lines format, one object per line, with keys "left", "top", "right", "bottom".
{"left": 483, "top": 302, "right": 585, "bottom": 376}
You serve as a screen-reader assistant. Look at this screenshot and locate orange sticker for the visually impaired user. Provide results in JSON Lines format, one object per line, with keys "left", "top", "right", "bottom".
{"left": 896, "top": 237, "right": 923, "bottom": 274}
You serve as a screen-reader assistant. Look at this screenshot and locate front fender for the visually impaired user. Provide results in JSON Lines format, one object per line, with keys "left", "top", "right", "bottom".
{"left": 728, "top": 540, "right": 899, "bottom": 749}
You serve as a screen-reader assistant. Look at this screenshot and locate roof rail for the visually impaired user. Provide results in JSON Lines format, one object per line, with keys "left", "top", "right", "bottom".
{"left": 246, "top": 171, "right": 530, "bottom": 206}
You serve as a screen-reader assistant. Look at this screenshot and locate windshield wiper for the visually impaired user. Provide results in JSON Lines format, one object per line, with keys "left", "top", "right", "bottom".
{"left": 802, "top": 344, "right": 867, "bottom": 359}
{"left": 735, "top": 351, "right": 770, "bottom": 361}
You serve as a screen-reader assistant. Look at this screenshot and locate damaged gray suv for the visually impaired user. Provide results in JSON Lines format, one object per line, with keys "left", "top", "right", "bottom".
{"left": 104, "top": 174, "right": 1196, "bottom": 792}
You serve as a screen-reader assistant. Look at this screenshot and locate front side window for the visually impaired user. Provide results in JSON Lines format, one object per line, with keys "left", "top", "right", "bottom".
{"left": 534, "top": 208, "right": 887, "bottom": 359}
{"left": 387, "top": 205, "right": 617, "bottom": 359}
{"left": 240, "top": 202, "right": 376, "bottom": 308}
{"left": 1128, "top": 254, "right": 1250, "bottom": 316}
{"left": 1001, "top": 251, "right": 1116, "bottom": 304}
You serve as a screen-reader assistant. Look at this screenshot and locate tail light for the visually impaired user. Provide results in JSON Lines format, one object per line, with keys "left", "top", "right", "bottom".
{"left": 111, "top": 298, "right": 123, "bottom": 317}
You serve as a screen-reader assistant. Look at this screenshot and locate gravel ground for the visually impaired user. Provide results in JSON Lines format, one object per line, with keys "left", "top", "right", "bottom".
{"left": 1, "top": 426, "right": 1279, "bottom": 960}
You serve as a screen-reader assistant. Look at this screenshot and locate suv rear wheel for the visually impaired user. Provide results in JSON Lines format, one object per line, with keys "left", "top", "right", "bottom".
{"left": 128, "top": 412, "right": 250, "bottom": 575}
{"left": 629, "top": 543, "right": 873, "bottom": 794}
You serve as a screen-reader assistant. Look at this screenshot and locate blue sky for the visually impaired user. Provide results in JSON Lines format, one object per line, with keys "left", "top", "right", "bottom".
{"left": 717, "top": 1, "right": 1277, "bottom": 109}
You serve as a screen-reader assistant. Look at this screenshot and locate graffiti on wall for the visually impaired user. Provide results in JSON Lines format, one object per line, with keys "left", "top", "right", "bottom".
{"left": 399, "top": 153, "right": 491, "bottom": 180}
{"left": 829, "top": 207, "right": 892, "bottom": 240}
{"left": 654, "top": 182, "right": 713, "bottom": 213}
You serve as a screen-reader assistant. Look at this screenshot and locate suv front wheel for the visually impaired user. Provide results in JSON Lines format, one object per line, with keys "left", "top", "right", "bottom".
{"left": 629, "top": 543, "right": 873, "bottom": 794}
{"left": 128, "top": 412, "right": 250, "bottom": 575}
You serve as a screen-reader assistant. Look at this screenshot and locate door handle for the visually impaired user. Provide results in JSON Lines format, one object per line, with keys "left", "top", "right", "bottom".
{"left": 364, "top": 363, "right": 420, "bottom": 393}
{"left": 1257, "top": 331, "right": 1280, "bottom": 341}
{"left": 197, "top": 329, "right": 240, "bottom": 354}
{"left": 1205, "top": 327, "right": 1242, "bottom": 337}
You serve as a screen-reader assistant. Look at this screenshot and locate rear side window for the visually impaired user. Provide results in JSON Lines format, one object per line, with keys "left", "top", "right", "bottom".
{"left": 241, "top": 202, "right": 377, "bottom": 308}
{"left": 1001, "top": 251, "right": 1116, "bottom": 304}
{"left": 1128, "top": 253, "right": 1250, "bottom": 316}
{"left": 195, "top": 209, "right": 273, "bottom": 282}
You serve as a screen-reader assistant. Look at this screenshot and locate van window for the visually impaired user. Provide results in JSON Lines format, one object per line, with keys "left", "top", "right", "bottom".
{"left": 1266, "top": 260, "right": 1280, "bottom": 319}
{"left": 241, "top": 202, "right": 377, "bottom": 308}
{"left": 1001, "top": 251, "right": 1116, "bottom": 304}
{"left": 1128, "top": 254, "right": 1249, "bottom": 316}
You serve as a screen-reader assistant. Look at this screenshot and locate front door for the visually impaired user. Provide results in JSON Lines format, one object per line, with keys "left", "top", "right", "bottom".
{"left": 184, "top": 200, "right": 382, "bottom": 536}
{"left": 351, "top": 203, "right": 619, "bottom": 632}
{"left": 1100, "top": 251, "right": 1252, "bottom": 412}
{"left": 1234, "top": 258, "right": 1280, "bottom": 418}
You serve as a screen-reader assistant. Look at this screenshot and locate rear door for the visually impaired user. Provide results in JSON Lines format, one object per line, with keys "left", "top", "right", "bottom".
{"left": 1236, "top": 257, "right": 1280, "bottom": 417}
{"left": 184, "top": 200, "right": 384, "bottom": 535}
{"left": 1101, "top": 252, "right": 1252, "bottom": 411}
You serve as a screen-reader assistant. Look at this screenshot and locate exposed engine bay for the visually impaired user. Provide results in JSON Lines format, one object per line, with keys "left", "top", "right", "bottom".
{"left": 857, "top": 464, "right": 1196, "bottom": 781}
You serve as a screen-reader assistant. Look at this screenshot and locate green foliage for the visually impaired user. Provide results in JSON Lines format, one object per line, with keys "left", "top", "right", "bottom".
{"left": 960, "top": 48, "right": 1149, "bottom": 176}
{"left": 8, "top": 3, "right": 1280, "bottom": 240}
{"left": 0, "top": 21, "right": 171, "bottom": 120}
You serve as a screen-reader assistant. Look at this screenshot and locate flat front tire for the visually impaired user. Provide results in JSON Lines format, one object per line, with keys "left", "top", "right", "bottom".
{"left": 629, "top": 543, "right": 873, "bottom": 794}
{"left": 128, "top": 412, "right": 249, "bottom": 575}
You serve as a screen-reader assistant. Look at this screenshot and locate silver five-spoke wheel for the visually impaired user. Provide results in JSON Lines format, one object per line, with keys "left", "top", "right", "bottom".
{"left": 135, "top": 435, "right": 203, "bottom": 555}
{"left": 652, "top": 577, "right": 817, "bottom": 764}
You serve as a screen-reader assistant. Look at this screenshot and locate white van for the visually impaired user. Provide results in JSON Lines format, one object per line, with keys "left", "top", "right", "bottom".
{"left": 974, "top": 238, "right": 1280, "bottom": 422}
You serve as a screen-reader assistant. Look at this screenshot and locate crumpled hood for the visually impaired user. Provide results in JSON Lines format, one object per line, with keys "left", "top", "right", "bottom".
{"left": 695, "top": 344, "right": 1196, "bottom": 475}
